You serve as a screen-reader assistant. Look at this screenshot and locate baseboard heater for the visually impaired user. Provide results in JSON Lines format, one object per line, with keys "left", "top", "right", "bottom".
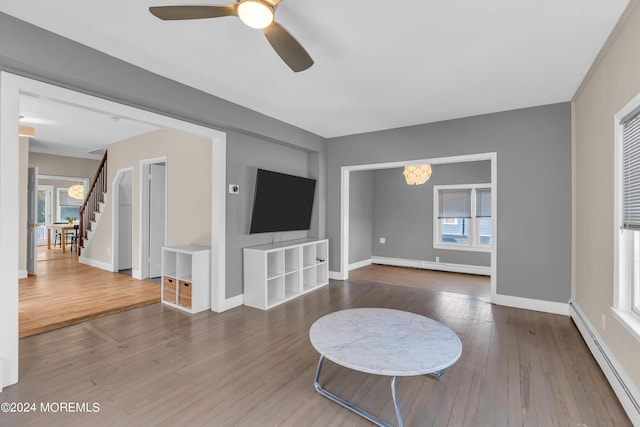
{"left": 370, "top": 256, "right": 490, "bottom": 276}
{"left": 569, "top": 300, "right": 640, "bottom": 425}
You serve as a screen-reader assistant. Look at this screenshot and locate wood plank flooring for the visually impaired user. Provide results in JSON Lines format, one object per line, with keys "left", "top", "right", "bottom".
{"left": 2, "top": 269, "right": 631, "bottom": 426}
{"left": 349, "top": 264, "right": 490, "bottom": 299}
{"left": 19, "top": 257, "right": 160, "bottom": 337}
{"left": 37, "top": 244, "right": 76, "bottom": 261}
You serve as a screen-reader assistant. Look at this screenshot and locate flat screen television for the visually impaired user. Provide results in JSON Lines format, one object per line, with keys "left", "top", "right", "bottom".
{"left": 249, "top": 169, "right": 316, "bottom": 234}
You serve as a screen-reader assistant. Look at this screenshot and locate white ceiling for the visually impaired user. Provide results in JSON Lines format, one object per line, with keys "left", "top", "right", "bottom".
{"left": 1, "top": 0, "right": 630, "bottom": 151}
{"left": 20, "top": 94, "right": 160, "bottom": 159}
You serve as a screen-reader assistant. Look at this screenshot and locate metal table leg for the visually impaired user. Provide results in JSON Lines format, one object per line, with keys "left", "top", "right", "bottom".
{"left": 429, "top": 369, "right": 444, "bottom": 378}
{"left": 314, "top": 355, "right": 403, "bottom": 427}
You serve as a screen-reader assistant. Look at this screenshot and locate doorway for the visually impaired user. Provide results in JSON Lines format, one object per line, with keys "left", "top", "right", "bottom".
{"left": 339, "top": 152, "right": 497, "bottom": 300}
{"left": 141, "top": 159, "right": 166, "bottom": 279}
{"left": 113, "top": 169, "right": 133, "bottom": 273}
{"left": 1, "top": 72, "right": 227, "bottom": 389}
{"left": 35, "top": 175, "right": 89, "bottom": 261}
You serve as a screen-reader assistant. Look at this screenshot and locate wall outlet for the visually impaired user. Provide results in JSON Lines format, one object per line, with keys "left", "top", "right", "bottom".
{"left": 436, "top": 257, "right": 440, "bottom": 263}
{"left": 107, "top": 247, "right": 111, "bottom": 255}
{"left": 379, "top": 237, "right": 386, "bottom": 244}
{"left": 229, "top": 184, "right": 240, "bottom": 194}
{"left": 601, "top": 313, "right": 606, "bottom": 330}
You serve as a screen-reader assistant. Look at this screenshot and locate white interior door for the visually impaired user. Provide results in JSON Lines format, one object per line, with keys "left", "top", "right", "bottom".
{"left": 27, "top": 167, "right": 38, "bottom": 274}
{"left": 148, "top": 163, "right": 166, "bottom": 278}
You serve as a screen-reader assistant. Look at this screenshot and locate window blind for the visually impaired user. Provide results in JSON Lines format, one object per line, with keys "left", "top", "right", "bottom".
{"left": 438, "top": 189, "right": 471, "bottom": 218}
{"left": 476, "top": 188, "right": 492, "bottom": 218}
{"left": 623, "top": 113, "right": 640, "bottom": 230}
{"left": 59, "top": 188, "right": 83, "bottom": 207}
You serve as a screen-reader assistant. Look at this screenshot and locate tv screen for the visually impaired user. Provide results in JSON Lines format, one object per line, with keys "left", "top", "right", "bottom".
{"left": 249, "top": 169, "right": 316, "bottom": 234}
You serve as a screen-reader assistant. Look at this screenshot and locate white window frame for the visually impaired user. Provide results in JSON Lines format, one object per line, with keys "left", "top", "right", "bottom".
{"left": 56, "top": 187, "right": 82, "bottom": 222}
{"left": 433, "top": 183, "right": 491, "bottom": 253}
{"left": 613, "top": 90, "right": 640, "bottom": 341}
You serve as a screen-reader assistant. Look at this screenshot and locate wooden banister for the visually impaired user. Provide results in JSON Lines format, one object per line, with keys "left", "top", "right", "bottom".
{"left": 78, "top": 150, "right": 108, "bottom": 255}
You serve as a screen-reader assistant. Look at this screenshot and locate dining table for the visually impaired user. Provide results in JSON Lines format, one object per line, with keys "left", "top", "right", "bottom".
{"left": 47, "top": 223, "right": 78, "bottom": 253}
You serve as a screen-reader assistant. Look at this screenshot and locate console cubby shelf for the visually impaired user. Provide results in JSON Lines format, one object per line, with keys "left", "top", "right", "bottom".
{"left": 162, "top": 245, "right": 211, "bottom": 314}
{"left": 243, "top": 238, "right": 329, "bottom": 310}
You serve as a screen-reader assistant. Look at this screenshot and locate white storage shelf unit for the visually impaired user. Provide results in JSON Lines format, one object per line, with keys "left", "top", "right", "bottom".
{"left": 162, "top": 245, "right": 211, "bottom": 314}
{"left": 244, "top": 238, "right": 329, "bottom": 310}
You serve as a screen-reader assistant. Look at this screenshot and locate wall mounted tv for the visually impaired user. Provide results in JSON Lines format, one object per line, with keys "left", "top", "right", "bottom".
{"left": 249, "top": 169, "right": 317, "bottom": 234}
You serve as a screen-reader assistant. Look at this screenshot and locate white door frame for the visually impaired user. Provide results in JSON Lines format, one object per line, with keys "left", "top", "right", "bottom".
{"left": 140, "top": 158, "right": 167, "bottom": 279}
{"left": 0, "top": 71, "right": 228, "bottom": 390}
{"left": 339, "top": 152, "right": 498, "bottom": 300}
{"left": 36, "top": 184, "right": 53, "bottom": 246}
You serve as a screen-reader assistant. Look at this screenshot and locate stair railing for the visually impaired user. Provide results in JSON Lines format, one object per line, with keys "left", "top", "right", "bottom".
{"left": 79, "top": 150, "right": 107, "bottom": 255}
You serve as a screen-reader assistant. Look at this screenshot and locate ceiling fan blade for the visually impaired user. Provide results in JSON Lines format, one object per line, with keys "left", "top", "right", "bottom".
{"left": 149, "top": 5, "right": 236, "bottom": 21}
{"left": 263, "top": 22, "right": 313, "bottom": 72}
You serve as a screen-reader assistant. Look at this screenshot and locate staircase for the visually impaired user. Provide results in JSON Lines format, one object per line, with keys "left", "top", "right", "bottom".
{"left": 78, "top": 151, "right": 107, "bottom": 255}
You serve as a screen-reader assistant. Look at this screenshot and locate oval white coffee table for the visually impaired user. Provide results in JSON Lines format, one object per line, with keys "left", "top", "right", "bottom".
{"left": 309, "top": 308, "right": 462, "bottom": 427}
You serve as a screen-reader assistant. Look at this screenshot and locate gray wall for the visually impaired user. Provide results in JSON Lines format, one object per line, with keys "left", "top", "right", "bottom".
{"left": 372, "top": 162, "right": 491, "bottom": 266}
{"left": 0, "top": 12, "right": 572, "bottom": 304}
{"left": 29, "top": 152, "right": 99, "bottom": 223}
{"left": 0, "top": 12, "right": 326, "bottom": 300}
{"left": 226, "top": 131, "right": 318, "bottom": 297}
{"left": 328, "top": 103, "right": 572, "bottom": 303}
{"left": 349, "top": 170, "right": 374, "bottom": 264}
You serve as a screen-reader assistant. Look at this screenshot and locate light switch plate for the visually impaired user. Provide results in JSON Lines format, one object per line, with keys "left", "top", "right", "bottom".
{"left": 229, "top": 184, "right": 240, "bottom": 194}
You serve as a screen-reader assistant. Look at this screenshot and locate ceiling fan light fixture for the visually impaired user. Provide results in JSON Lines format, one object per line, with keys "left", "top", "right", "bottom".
{"left": 237, "top": 0, "right": 274, "bottom": 29}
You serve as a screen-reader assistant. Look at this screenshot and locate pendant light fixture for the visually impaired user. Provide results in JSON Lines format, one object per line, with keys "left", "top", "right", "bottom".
{"left": 403, "top": 164, "right": 432, "bottom": 185}
{"left": 68, "top": 184, "right": 85, "bottom": 200}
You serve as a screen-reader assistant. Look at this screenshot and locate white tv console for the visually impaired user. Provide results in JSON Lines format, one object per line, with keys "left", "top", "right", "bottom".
{"left": 243, "top": 238, "right": 329, "bottom": 310}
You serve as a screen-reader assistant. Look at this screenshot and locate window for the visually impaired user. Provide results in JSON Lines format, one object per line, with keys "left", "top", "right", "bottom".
{"left": 57, "top": 187, "right": 82, "bottom": 222}
{"left": 36, "top": 185, "right": 53, "bottom": 245}
{"left": 615, "top": 100, "right": 640, "bottom": 339}
{"left": 434, "top": 184, "right": 492, "bottom": 252}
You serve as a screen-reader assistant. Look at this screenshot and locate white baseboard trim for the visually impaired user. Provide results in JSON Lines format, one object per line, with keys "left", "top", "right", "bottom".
{"left": 570, "top": 300, "right": 640, "bottom": 426}
{"left": 329, "top": 270, "right": 346, "bottom": 280}
{"left": 491, "top": 293, "right": 569, "bottom": 316}
{"left": 214, "top": 294, "right": 244, "bottom": 312}
{"left": 132, "top": 269, "right": 142, "bottom": 280}
{"left": 349, "top": 259, "right": 372, "bottom": 271}
{"left": 78, "top": 256, "right": 113, "bottom": 272}
{"left": 371, "top": 256, "right": 491, "bottom": 276}
{"left": 18, "top": 270, "right": 28, "bottom": 279}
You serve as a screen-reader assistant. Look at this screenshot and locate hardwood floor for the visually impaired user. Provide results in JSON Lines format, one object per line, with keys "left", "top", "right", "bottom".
{"left": 2, "top": 272, "right": 631, "bottom": 426}
{"left": 37, "top": 244, "right": 76, "bottom": 261}
{"left": 19, "top": 257, "right": 160, "bottom": 337}
{"left": 349, "top": 264, "right": 490, "bottom": 299}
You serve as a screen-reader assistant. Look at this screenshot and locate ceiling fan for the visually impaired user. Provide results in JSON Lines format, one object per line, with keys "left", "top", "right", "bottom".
{"left": 149, "top": 0, "right": 314, "bottom": 72}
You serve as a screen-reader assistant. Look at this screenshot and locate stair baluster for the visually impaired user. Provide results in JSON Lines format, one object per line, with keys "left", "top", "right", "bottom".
{"left": 79, "top": 151, "right": 107, "bottom": 255}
